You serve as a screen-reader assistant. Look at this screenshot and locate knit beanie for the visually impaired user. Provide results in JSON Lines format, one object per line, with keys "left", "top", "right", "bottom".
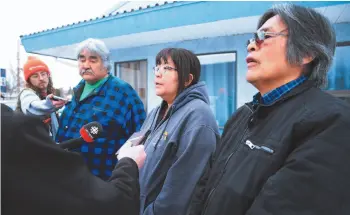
{"left": 23, "top": 56, "right": 50, "bottom": 81}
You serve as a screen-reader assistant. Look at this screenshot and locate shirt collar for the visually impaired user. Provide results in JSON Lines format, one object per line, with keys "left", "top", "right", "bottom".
{"left": 253, "top": 75, "right": 307, "bottom": 105}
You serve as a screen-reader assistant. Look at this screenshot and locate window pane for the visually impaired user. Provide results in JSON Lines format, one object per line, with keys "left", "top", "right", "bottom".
{"left": 116, "top": 61, "right": 147, "bottom": 110}
{"left": 326, "top": 46, "right": 350, "bottom": 90}
{"left": 198, "top": 53, "right": 236, "bottom": 131}
{"left": 1, "top": 68, "right": 5, "bottom": 77}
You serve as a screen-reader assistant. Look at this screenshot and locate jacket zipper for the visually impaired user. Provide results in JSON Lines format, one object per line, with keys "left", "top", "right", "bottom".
{"left": 202, "top": 105, "right": 253, "bottom": 214}
{"left": 244, "top": 140, "right": 274, "bottom": 154}
{"left": 202, "top": 152, "right": 234, "bottom": 214}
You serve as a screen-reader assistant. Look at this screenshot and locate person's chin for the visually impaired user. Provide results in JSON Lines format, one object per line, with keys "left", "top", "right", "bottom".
{"left": 246, "top": 70, "right": 259, "bottom": 83}
{"left": 37, "top": 85, "right": 48, "bottom": 90}
{"left": 155, "top": 89, "right": 163, "bottom": 97}
{"left": 82, "top": 76, "right": 96, "bottom": 82}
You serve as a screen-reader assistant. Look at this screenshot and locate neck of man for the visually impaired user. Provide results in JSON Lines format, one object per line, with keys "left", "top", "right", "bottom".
{"left": 39, "top": 88, "right": 48, "bottom": 98}
{"left": 257, "top": 69, "right": 303, "bottom": 95}
{"left": 41, "top": 88, "right": 48, "bottom": 94}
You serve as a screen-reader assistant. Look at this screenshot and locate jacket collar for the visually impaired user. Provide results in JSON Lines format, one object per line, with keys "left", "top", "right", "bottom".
{"left": 247, "top": 80, "right": 315, "bottom": 110}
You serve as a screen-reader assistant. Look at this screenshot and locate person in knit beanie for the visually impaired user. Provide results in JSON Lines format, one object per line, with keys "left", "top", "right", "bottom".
{"left": 16, "top": 56, "right": 67, "bottom": 139}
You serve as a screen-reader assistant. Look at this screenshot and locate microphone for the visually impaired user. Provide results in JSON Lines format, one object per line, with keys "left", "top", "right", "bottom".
{"left": 59, "top": 121, "right": 103, "bottom": 150}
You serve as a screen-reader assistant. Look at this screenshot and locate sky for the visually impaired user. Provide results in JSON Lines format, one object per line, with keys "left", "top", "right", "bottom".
{"left": 0, "top": 0, "right": 135, "bottom": 89}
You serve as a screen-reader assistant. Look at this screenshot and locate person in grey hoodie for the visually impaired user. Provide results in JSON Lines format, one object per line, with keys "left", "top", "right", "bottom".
{"left": 136, "top": 48, "right": 219, "bottom": 215}
{"left": 16, "top": 56, "right": 66, "bottom": 139}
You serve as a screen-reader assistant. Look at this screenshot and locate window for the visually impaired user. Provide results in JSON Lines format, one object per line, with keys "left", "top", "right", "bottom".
{"left": 115, "top": 60, "right": 148, "bottom": 110}
{"left": 325, "top": 43, "right": 350, "bottom": 105}
{"left": 1, "top": 78, "right": 6, "bottom": 94}
{"left": 1, "top": 68, "right": 5, "bottom": 77}
{"left": 198, "top": 53, "right": 237, "bottom": 131}
{"left": 1, "top": 77, "right": 6, "bottom": 87}
{"left": 326, "top": 44, "right": 350, "bottom": 90}
{"left": 1, "top": 69, "right": 6, "bottom": 93}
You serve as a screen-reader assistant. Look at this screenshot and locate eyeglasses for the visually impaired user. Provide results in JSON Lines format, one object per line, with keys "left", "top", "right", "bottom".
{"left": 247, "top": 29, "right": 287, "bottom": 47}
{"left": 31, "top": 72, "right": 48, "bottom": 79}
{"left": 153, "top": 65, "right": 177, "bottom": 75}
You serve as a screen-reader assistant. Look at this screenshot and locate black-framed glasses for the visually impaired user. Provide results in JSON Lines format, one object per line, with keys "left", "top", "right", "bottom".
{"left": 247, "top": 29, "right": 287, "bottom": 47}
{"left": 153, "top": 65, "right": 177, "bottom": 75}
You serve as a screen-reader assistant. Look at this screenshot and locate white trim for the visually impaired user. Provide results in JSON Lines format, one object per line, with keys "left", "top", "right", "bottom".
{"left": 198, "top": 53, "right": 236, "bottom": 65}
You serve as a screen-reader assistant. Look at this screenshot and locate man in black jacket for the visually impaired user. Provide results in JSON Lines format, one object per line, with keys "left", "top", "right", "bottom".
{"left": 1, "top": 103, "right": 146, "bottom": 215}
{"left": 188, "top": 4, "right": 350, "bottom": 215}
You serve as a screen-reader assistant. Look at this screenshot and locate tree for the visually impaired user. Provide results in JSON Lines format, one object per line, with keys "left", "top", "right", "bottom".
{"left": 5, "top": 63, "right": 24, "bottom": 98}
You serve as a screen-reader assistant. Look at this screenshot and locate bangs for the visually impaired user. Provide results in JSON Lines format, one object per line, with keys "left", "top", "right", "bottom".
{"left": 155, "top": 48, "right": 172, "bottom": 65}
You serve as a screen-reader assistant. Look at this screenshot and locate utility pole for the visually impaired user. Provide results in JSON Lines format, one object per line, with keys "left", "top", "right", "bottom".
{"left": 16, "top": 38, "right": 21, "bottom": 93}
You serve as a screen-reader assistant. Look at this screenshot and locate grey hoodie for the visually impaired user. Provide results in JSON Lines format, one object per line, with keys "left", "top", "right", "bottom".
{"left": 139, "top": 82, "right": 219, "bottom": 215}
{"left": 18, "top": 88, "right": 59, "bottom": 138}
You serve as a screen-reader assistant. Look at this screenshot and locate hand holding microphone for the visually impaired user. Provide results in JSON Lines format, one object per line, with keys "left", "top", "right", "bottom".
{"left": 117, "top": 145, "right": 146, "bottom": 169}
{"left": 47, "top": 94, "right": 67, "bottom": 109}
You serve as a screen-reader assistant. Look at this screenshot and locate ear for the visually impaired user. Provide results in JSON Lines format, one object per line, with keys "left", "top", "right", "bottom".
{"left": 185, "top": 74, "right": 194, "bottom": 87}
{"left": 302, "top": 55, "right": 314, "bottom": 65}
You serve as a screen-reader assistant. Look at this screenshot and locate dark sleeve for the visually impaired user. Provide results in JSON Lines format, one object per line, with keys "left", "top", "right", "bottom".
{"left": 1, "top": 114, "right": 140, "bottom": 215}
{"left": 246, "top": 110, "right": 350, "bottom": 215}
{"left": 107, "top": 157, "right": 141, "bottom": 215}
{"left": 186, "top": 157, "right": 214, "bottom": 215}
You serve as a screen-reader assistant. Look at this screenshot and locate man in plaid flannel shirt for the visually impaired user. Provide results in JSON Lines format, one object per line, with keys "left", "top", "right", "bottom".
{"left": 56, "top": 38, "right": 146, "bottom": 180}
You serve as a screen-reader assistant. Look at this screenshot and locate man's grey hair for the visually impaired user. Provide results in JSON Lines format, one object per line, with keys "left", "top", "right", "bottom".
{"left": 258, "top": 3, "right": 336, "bottom": 88}
{"left": 76, "top": 38, "right": 111, "bottom": 71}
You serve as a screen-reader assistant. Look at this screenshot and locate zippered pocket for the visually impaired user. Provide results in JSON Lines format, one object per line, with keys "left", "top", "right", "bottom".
{"left": 244, "top": 140, "right": 274, "bottom": 154}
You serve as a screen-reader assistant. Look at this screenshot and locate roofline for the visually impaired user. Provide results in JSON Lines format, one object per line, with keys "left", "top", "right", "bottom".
{"left": 27, "top": 51, "right": 77, "bottom": 60}
{"left": 20, "top": 1, "right": 185, "bottom": 38}
{"left": 102, "top": 1, "right": 129, "bottom": 16}
{"left": 21, "top": 1, "right": 349, "bottom": 53}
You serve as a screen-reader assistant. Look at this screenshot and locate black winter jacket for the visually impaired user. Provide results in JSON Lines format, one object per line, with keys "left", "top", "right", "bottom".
{"left": 188, "top": 81, "right": 350, "bottom": 215}
{"left": 1, "top": 104, "right": 141, "bottom": 215}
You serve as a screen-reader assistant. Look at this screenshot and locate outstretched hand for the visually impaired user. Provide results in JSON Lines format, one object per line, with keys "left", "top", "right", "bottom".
{"left": 48, "top": 94, "right": 67, "bottom": 109}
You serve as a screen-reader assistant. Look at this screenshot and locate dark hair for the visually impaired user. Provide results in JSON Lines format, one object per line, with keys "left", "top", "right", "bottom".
{"left": 258, "top": 3, "right": 336, "bottom": 88}
{"left": 155, "top": 48, "right": 201, "bottom": 94}
{"left": 26, "top": 76, "right": 56, "bottom": 99}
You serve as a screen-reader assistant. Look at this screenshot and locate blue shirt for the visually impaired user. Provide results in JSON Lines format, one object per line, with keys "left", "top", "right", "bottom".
{"left": 253, "top": 75, "right": 307, "bottom": 105}
{"left": 56, "top": 75, "right": 146, "bottom": 180}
